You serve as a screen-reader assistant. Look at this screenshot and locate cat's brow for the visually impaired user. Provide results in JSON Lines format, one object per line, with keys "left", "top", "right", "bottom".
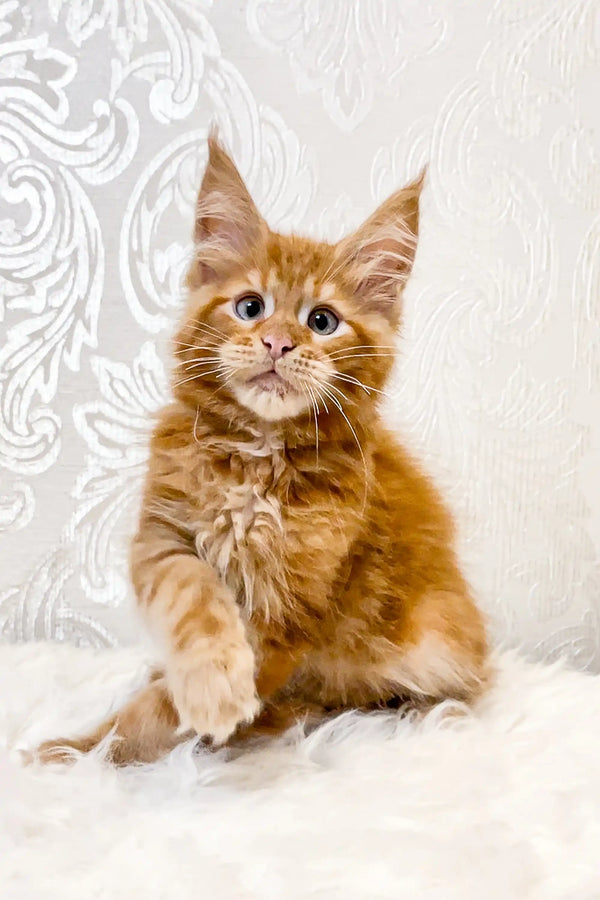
{"left": 246, "top": 269, "right": 262, "bottom": 290}
{"left": 318, "top": 282, "right": 336, "bottom": 301}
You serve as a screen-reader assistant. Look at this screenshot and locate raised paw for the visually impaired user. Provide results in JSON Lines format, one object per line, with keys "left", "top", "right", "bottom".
{"left": 168, "top": 638, "right": 260, "bottom": 745}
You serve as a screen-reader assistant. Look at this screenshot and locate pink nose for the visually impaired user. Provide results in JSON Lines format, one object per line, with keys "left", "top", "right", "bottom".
{"left": 262, "top": 334, "right": 295, "bottom": 361}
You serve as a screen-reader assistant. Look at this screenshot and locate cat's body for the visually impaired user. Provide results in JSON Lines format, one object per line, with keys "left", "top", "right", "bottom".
{"left": 36, "top": 137, "right": 488, "bottom": 766}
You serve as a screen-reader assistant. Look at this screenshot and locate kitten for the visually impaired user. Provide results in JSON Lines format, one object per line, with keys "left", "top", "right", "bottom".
{"left": 36, "top": 136, "right": 488, "bottom": 765}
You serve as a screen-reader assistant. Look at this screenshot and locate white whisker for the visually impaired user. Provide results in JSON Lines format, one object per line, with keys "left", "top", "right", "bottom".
{"left": 173, "top": 365, "right": 233, "bottom": 388}
{"left": 330, "top": 372, "right": 389, "bottom": 398}
{"left": 184, "top": 321, "right": 229, "bottom": 341}
{"left": 211, "top": 370, "right": 239, "bottom": 401}
{"left": 181, "top": 357, "right": 225, "bottom": 369}
{"left": 325, "top": 353, "right": 397, "bottom": 362}
{"left": 331, "top": 372, "right": 370, "bottom": 395}
{"left": 316, "top": 387, "right": 329, "bottom": 414}
{"left": 327, "top": 345, "right": 397, "bottom": 358}
{"left": 177, "top": 329, "right": 221, "bottom": 342}
{"left": 314, "top": 380, "right": 369, "bottom": 513}
{"left": 322, "top": 381, "right": 352, "bottom": 407}
{"left": 305, "top": 384, "right": 320, "bottom": 464}
{"left": 174, "top": 344, "right": 222, "bottom": 355}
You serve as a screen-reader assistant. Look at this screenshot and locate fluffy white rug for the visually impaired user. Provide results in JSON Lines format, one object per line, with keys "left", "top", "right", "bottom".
{"left": 1, "top": 642, "right": 599, "bottom": 899}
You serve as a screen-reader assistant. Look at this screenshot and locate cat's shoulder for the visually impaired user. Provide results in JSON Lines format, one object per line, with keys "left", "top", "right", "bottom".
{"left": 149, "top": 402, "right": 198, "bottom": 451}
{"left": 371, "top": 426, "right": 446, "bottom": 510}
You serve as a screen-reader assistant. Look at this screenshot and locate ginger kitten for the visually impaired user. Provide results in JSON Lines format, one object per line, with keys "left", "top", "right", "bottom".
{"left": 36, "top": 136, "right": 488, "bottom": 765}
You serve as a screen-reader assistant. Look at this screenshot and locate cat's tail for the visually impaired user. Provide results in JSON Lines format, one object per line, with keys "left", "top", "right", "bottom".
{"left": 31, "top": 672, "right": 192, "bottom": 767}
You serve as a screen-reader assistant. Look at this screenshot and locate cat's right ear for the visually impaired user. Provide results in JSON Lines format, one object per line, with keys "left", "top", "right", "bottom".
{"left": 192, "top": 133, "right": 265, "bottom": 283}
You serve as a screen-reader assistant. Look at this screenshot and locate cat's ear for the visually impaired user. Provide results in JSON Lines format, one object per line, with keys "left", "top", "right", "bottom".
{"left": 193, "top": 132, "right": 265, "bottom": 283}
{"left": 335, "top": 171, "right": 425, "bottom": 318}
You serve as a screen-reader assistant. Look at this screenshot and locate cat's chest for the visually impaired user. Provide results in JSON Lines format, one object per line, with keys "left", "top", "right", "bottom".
{"left": 192, "top": 448, "right": 287, "bottom": 616}
{"left": 195, "top": 476, "right": 282, "bottom": 565}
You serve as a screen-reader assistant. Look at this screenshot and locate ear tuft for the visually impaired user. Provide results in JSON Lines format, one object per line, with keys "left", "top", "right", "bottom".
{"left": 335, "top": 169, "right": 425, "bottom": 318}
{"left": 193, "top": 132, "right": 264, "bottom": 283}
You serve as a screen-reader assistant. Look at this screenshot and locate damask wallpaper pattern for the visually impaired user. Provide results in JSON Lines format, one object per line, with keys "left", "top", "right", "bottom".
{"left": 0, "top": 1, "right": 599, "bottom": 668}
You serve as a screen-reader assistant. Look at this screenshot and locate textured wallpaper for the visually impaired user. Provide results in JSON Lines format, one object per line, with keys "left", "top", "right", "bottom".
{"left": 0, "top": 0, "right": 599, "bottom": 669}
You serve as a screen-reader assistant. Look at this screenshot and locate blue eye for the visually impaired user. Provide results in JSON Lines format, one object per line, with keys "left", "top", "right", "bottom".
{"left": 308, "top": 307, "right": 339, "bottom": 335}
{"left": 234, "top": 294, "right": 265, "bottom": 320}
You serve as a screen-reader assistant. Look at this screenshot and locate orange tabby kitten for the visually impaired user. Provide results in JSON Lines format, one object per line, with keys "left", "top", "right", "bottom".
{"left": 36, "top": 136, "right": 488, "bottom": 765}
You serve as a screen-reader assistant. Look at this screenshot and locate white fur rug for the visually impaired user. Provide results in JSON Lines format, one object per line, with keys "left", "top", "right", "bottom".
{"left": 1, "top": 643, "right": 600, "bottom": 899}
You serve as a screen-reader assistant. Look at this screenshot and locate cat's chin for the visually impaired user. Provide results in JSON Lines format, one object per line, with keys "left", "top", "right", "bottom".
{"left": 231, "top": 381, "right": 309, "bottom": 422}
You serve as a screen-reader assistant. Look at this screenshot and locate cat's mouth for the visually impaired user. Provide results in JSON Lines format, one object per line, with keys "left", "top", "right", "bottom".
{"left": 247, "top": 369, "right": 293, "bottom": 396}
{"left": 233, "top": 364, "right": 310, "bottom": 420}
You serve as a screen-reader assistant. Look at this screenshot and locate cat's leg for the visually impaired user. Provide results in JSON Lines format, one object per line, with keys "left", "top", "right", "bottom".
{"left": 375, "top": 589, "right": 490, "bottom": 706}
{"left": 131, "top": 540, "right": 261, "bottom": 745}
{"left": 33, "top": 674, "right": 192, "bottom": 766}
{"left": 228, "top": 610, "right": 486, "bottom": 751}
{"left": 223, "top": 641, "right": 319, "bottom": 747}
{"left": 32, "top": 536, "right": 261, "bottom": 767}
{"left": 34, "top": 536, "right": 264, "bottom": 765}
{"left": 33, "top": 639, "right": 308, "bottom": 766}
{"left": 254, "top": 639, "right": 307, "bottom": 697}
{"left": 298, "top": 590, "right": 489, "bottom": 715}
{"left": 33, "top": 690, "right": 327, "bottom": 764}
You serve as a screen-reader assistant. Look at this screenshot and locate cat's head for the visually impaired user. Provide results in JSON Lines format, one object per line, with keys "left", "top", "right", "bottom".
{"left": 175, "top": 135, "right": 423, "bottom": 426}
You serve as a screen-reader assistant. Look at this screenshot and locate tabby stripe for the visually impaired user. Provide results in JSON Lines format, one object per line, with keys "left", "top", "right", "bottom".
{"left": 142, "top": 564, "right": 174, "bottom": 608}
{"left": 144, "top": 547, "right": 193, "bottom": 567}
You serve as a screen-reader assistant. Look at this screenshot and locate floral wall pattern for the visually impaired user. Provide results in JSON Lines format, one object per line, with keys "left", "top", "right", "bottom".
{"left": 1, "top": 0, "right": 599, "bottom": 668}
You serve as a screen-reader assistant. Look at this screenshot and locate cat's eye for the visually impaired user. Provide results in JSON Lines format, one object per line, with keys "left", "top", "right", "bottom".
{"left": 307, "top": 307, "right": 339, "bottom": 336}
{"left": 234, "top": 293, "right": 265, "bottom": 321}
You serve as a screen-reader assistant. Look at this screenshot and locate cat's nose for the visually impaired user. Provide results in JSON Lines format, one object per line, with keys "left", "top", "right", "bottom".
{"left": 262, "top": 334, "right": 295, "bottom": 360}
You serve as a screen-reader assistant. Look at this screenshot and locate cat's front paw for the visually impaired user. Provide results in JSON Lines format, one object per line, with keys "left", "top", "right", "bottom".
{"left": 168, "top": 639, "right": 260, "bottom": 745}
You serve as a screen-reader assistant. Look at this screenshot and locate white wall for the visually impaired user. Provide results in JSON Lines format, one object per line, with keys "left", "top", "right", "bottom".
{"left": 1, "top": 0, "right": 599, "bottom": 667}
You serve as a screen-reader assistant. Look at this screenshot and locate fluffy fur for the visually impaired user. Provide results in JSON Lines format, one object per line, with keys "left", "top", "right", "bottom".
{"left": 6, "top": 643, "right": 600, "bottom": 899}
{"left": 36, "top": 136, "right": 487, "bottom": 765}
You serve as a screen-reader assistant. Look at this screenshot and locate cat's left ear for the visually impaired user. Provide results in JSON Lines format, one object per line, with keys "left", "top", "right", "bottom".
{"left": 335, "top": 170, "right": 425, "bottom": 319}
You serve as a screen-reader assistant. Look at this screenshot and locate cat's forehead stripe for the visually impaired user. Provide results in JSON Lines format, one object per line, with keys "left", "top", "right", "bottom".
{"left": 303, "top": 276, "right": 315, "bottom": 296}
{"left": 263, "top": 273, "right": 337, "bottom": 302}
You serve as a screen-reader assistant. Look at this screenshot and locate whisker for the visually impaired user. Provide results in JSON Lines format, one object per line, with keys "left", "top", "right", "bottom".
{"left": 298, "top": 374, "right": 329, "bottom": 414}
{"left": 330, "top": 372, "right": 389, "bottom": 398}
{"left": 322, "top": 381, "right": 352, "bottom": 407}
{"left": 181, "top": 357, "right": 225, "bottom": 368}
{"left": 325, "top": 353, "right": 398, "bottom": 362}
{"left": 188, "top": 320, "right": 228, "bottom": 337}
{"left": 180, "top": 333, "right": 221, "bottom": 348}
{"left": 210, "top": 370, "right": 240, "bottom": 402}
{"left": 305, "top": 384, "right": 320, "bottom": 464}
{"left": 330, "top": 372, "right": 370, "bottom": 396}
{"left": 183, "top": 321, "right": 229, "bottom": 341}
{"left": 327, "top": 345, "right": 398, "bottom": 358}
{"left": 319, "top": 252, "right": 350, "bottom": 285}
{"left": 173, "top": 365, "right": 232, "bottom": 388}
{"left": 315, "top": 385, "right": 329, "bottom": 414}
{"left": 176, "top": 329, "right": 221, "bottom": 342}
{"left": 174, "top": 344, "right": 222, "bottom": 355}
{"left": 313, "top": 381, "right": 368, "bottom": 513}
